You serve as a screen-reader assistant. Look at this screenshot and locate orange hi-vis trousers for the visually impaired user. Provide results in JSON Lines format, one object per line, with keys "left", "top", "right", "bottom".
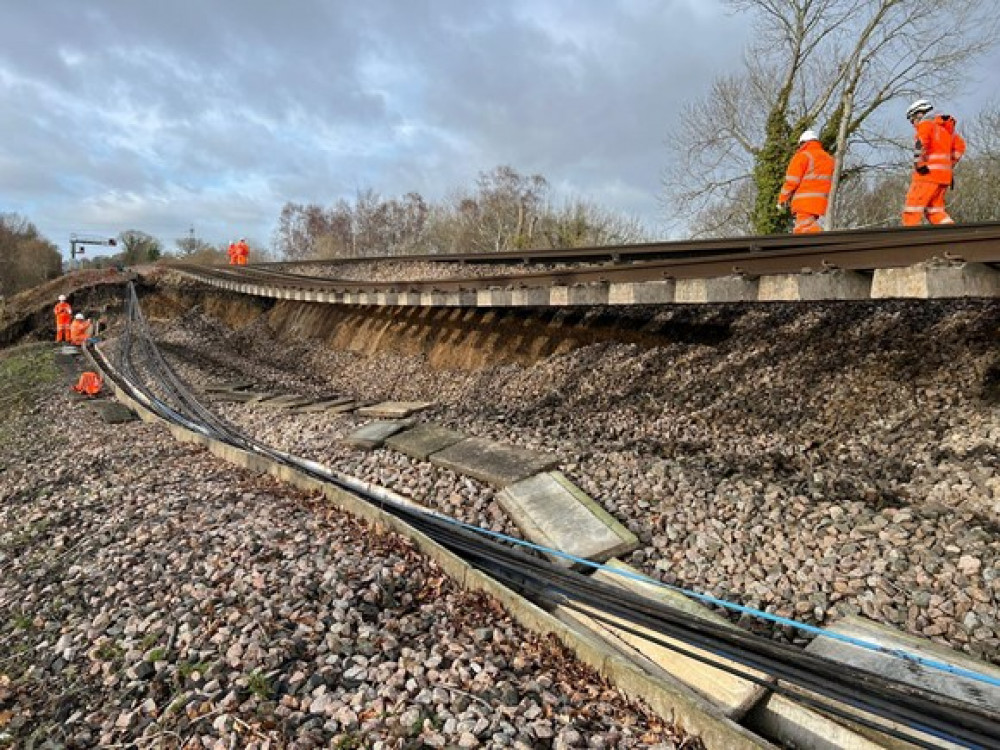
{"left": 902, "top": 181, "right": 953, "bottom": 226}
{"left": 55, "top": 322, "right": 71, "bottom": 342}
{"left": 793, "top": 213, "right": 822, "bottom": 234}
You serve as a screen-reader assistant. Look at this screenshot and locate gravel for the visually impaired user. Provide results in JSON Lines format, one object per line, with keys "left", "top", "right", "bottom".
{"left": 141, "top": 293, "right": 1000, "bottom": 664}
{"left": 0, "top": 352, "right": 689, "bottom": 749}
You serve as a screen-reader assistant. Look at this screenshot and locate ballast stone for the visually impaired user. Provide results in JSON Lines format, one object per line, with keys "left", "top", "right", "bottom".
{"left": 498, "top": 472, "right": 637, "bottom": 567}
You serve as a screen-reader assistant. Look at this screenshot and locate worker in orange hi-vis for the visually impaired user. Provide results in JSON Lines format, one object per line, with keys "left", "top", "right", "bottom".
{"left": 69, "top": 313, "right": 91, "bottom": 346}
{"left": 902, "top": 99, "right": 966, "bottom": 226}
{"left": 54, "top": 294, "right": 73, "bottom": 342}
{"left": 236, "top": 238, "right": 249, "bottom": 265}
{"left": 227, "top": 240, "right": 239, "bottom": 265}
{"left": 72, "top": 371, "right": 103, "bottom": 396}
{"left": 777, "top": 130, "right": 835, "bottom": 234}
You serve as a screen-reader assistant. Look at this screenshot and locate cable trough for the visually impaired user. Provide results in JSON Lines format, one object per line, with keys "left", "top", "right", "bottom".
{"left": 89, "top": 282, "right": 1000, "bottom": 749}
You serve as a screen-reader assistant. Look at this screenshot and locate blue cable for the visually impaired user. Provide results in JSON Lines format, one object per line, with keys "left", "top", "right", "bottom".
{"left": 436, "top": 513, "right": 1000, "bottom": 692}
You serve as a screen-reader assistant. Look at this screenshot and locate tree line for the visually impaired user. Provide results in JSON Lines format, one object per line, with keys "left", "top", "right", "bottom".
{"left": 0, "top": 214, "right": 62, "bottom": 299}
{"left": 272, "top": 165, "right": 648, "bottom": 261}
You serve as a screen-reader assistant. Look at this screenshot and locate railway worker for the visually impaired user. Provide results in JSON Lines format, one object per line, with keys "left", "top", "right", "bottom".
{"left": 777, "top": 130, "right": 835, "bottom": 234}
{"left": 72, "top": 371, "right": 103, "bottom": 397}
{"left": 69, "top": 313, "right": 91, "bottom": 346}
{"left": 236, "top": 238, "right": 249, "bottom": 265}
{"left": 902, "top": 99, "right": 966, "bottom": 227}
{"left": 54, "top": 294, "right": 73, "bottom": 342}
{"left": 227, "top": 239, "right": 239, "bottom": 265}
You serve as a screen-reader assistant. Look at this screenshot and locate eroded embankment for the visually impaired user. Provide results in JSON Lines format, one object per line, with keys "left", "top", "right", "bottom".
{"left": 141, "top": 285, "right": 733, "bottom": 370}
{"left": 138, "top": 281, "right": 1000, "bottom": 665}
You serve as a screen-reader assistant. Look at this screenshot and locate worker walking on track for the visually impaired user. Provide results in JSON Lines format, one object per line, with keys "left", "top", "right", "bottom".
{"left": 236, "top": 238, "right": 249, "bottom": 265}
{"left": 778, "top": 130, "right": 835, "bottom": 234}
{"left": 228, "top": 239, "right": 239, "bottom": 265}
{"left": 69, "top": 313, "right": 91, "bottom": 346}
{"left": 54, "top": 295, "right": 73, "bottom": 342}
{"left": 902, "top": 99, "right": 966, "bottom": 226}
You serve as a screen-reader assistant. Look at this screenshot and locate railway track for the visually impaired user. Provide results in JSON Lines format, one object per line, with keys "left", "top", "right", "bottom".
{"left": 87, "top": 282, "right": 1000, "bottom": 749}
{"left": 259, "top": 222, "right": 1000, "bottom": 267}
{"left": 172, "top": 223, "right": 1000, "bottom": 304}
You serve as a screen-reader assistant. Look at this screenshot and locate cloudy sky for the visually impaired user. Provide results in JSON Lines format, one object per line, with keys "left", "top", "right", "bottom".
{"left": 1, "top": 1, "right": 997, "bottom": 260}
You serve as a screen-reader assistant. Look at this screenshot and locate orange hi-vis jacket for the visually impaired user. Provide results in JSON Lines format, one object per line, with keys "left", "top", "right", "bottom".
{"left": 779, "top": 141, "right": 835, "bottom": 216}
{"left": 236, "top": 240, "right": 249, "bottom": 264}
{"left": 912, "top": 114, "right": 965, "bottom": 186}
{"left": 69, "top": 318, "right": 91, "bottom": 345}
{"left": 72, "top": 371, "right": 103, "bottom": 396}
{"left": 228, "top": 243, "right": 238, "bottom": 264}
{"left": 54, "top": 301, "right": 72, "bottom": 325}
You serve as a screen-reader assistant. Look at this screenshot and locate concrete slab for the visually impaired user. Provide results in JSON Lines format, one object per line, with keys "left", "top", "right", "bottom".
{"left": 609, "top": 280, "right": 676, "bottom": 305}
{"left": 356, "top": 401, "right": 435, "bottom": 419}
{"left": 429, "top": 436, "right": 559, "bottom": 486}
{"left": 550, "top": 284, "right": 610, "bottom": 306}
{"left": 498, "top": 473, "right": 637, "bottom": 567}
{"left": 210, "top": 390, "right": 275, "bottom": 403}
{"left": 806, "top": 615, "right": 1000, "bottom": 715}
{"left": 327, "top": 400, "right": 361, "bottom": 414}
{"left": 871, "top": 262, "right": 1000, "bottom": 298}
{"left": 745, "top": 694, "right": 886, "bottom": 750}
{"left": 385, "top": 423, "right": 467, "bottom": 461}
{"left": 675, "top": 275, "right": 759, "bottom": 303}
{"left": 204, "top": 381, "right": 254, "bottom": 393}
{"left": 511, "top": 288, "right": 550, "bottom": 306}
{"left": 758, "top": 271, "right": 871, "bottom": 301}
{"left": 558, "top": 560, "right": 768, "bottom": 719}
{"left": 260, "top": 394, "right": 316, "bottom": 409}
{"left": 287, "top": 396, "right": 355, "bottom": 414}
{"left": 342, "top": 420, "right": 415, "bottom": 450}
{"left": 96, "top": 402, "right": 138, "bottom": 424}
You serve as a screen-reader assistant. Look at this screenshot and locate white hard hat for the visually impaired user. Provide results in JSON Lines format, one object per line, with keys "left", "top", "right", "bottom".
{"left": 74, "top": 313, "right": 84, "bottom": 320}
{"left": 906, "top": 99, "right": 933, "bottom": 120}
{"left": 58, "top": 294, "right": 66, "bottom": 301}
{"left": 798, "top": 130, "right": 820, "bottom": 143}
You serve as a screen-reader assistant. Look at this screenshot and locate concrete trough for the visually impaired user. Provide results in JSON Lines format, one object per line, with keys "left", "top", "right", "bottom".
{"left": 558, "top": 559, "right": 770, "bottom": 719}
{"left": 871, "top": 262, "right": 1000, "bottom": 298}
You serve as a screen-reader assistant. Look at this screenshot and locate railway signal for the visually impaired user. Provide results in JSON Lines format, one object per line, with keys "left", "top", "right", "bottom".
{"left": 69, "top": 234, "right": 117, "bottom": 270}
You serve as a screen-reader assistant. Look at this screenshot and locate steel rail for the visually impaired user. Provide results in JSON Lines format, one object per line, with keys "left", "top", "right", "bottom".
{"left": 173, "top": 228, "right": 1000, "bottom": 297}
{"left": 97, "top": 281, "right": 1000, "bottom": 749}
{"left": 255, "top": 222, "right": 1000, "bottom": 267}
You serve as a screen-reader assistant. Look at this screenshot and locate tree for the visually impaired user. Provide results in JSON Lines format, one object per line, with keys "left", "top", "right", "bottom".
{"left": 666, "top": 0, "right": 997, "bottom": 235}
{"left": 118, "top": 230, "right": 162, "bottom": 265}
{"left": 0, "top": 214, "right": 62, "bottom": 297}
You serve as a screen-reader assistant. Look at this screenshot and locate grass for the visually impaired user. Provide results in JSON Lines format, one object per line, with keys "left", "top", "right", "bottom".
{"left": 0, "top": 343, "right": 59, "bottom": 430}
{"left": 246, "top": 670, "right": 273, "bottom": 700}
{"left": 145, "top": 647, "right": 167, "bottom": 662}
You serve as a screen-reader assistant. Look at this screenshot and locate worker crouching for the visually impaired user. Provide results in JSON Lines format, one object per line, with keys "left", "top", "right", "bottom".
{"left": 778, "top": 130, "right": 835, "bottom": 234}
{"left": 72, "top": 371, "right": 103, "bottom": 397}
{"left": 69, "top": 313, "right": 92, "bottom": 346}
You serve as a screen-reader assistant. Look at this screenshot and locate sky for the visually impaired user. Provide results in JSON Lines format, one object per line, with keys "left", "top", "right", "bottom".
{"left": 1, "top": 1, "right": 997, "bottom": 260}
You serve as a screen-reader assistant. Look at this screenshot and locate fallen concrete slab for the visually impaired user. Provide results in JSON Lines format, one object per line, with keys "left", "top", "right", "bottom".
{"left": 94, "top": 401, "right": 138, "bottom": 424}
{"left": 498, "top": 472, "right": 637, "bottom": 567}
{"left": 204, "top": 381, "right": 254, "bottom": 393}
{"left": 209, "top": 390, "right": 276, "bottom": 403}
{"left": 287, "top": 396, "right": 355, "bottom": 414}
{"left": 559, "top": 559, "right": 769, "bottom": 719}
{"left": 385, "top": 423, "right": 466, "bottom": 461}
{"left": 259, "top": 394, "right": 316, "bottom": 409}
{"left": 356, "top": 401, "right": 435, "bottom": 418}
{"left": 343, "top": 420, "right": 415, "bottom": 449}
{"left": 429, "top": 437, "right": 559, "bottom": 486}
